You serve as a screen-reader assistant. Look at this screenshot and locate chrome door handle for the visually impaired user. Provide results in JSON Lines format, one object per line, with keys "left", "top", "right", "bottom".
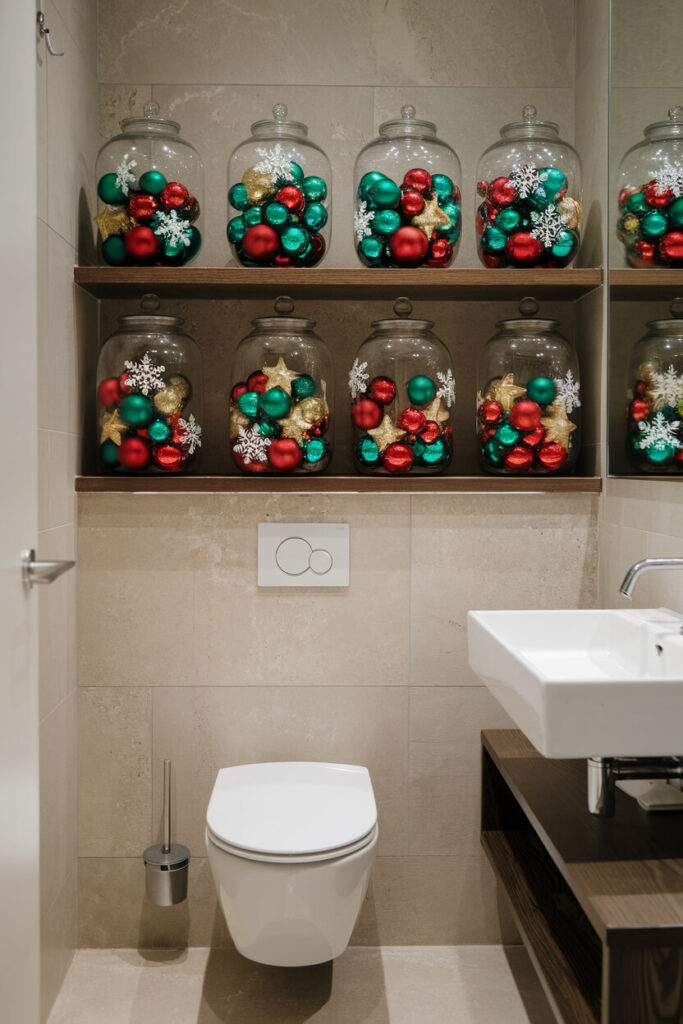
{"left": 21, "top": 549, "right": 75, "bottom": 588}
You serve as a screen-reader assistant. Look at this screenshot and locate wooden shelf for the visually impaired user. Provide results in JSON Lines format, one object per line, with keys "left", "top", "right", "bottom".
{"left": 610, "top": 268, "right": 683, "bottom": 298}
{"left": 75, "top": 474, "right": 602, "bottom": 494}
{"left": 74, "top": 266, "right": 602, "bottom": 300}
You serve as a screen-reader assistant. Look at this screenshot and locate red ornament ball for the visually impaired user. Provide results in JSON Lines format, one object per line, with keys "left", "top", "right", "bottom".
{"left": 479, "top": 400, "right": 504, "bottom": 426}
{"left": 160, "top": 181, "right": 189, "bottom": 211}
{"left": 389, "top": 225, "right": 429, "bottom": 267}
{"left": 420, "top": 420, "right": 441, "bottom": 444}
{"left": 488, "top": 177, "right": 516, "bottom": 206}
{"left": 475, "top": 208, "right": 485, "bottom": 236}
{"left": 123, "top": 225, "right": 158, "bottom": 261}
{"left": 630, "top": 398, "right": 650, "bottom": 422}
{"left": 504, "top": 445, "right": 534, "bottom": 470}
{"left": 505, "top": 232, "right": 544, "bottom": 266}
{"left": 675, "top": 450, "right": 683, "bottom": 464}
{"left": 399, "top": 189, "right": 425, "bottom": 217}
{"left": 484, "top": 200, "right": 500, "bottom": 224}
{"left": 128, "top": 193, "right": 158, "bottom": 221}
{"left": 477, "top": 180, "right": 488, "bottom": 197}
{"left": 305, "top": 233, "right": 326, "bottom": 264}
{"left": 522, "top": 425, "right": 545, "bottom": 448}
{"left": 119, "top": 371, "right": 133, "bottom": 396}
{"left": 509, "top": 400, "right": 542, "bottom": 431}
{"left": 275, "top": 185, "right": 305, "bottom": 215}
{"left": 247, "top": 371, "right": 269, "bottom": 394}
{"left": 427, "top": 237, "right": 453, "bottom": 268}
{"left": 152, "top": 443, "right": 184, "bottom": 472}
{"left": 233, "top": 450, "right": 268, "bottom": 474}
{"left": 659, "top": 231, "right": 683, "bottom": 264}
{"left": 231, "top": 381, "right": 248, "bottom": 403}
{"left": 352, "top": 397, "right": 383, "bottom": 430}
{"left": 97, "top": 377, "right": 121, "bottom": 406}
{"left": 537, "top": 442, "right": 568, "bottom": 471}
{"left": 452, "top": 184, "right": 461, "bottom": 204}
{"left": 368, "top": 376, "right": 396, "bottom": 406}
{"left": 634, "top": 239, "right": 656, "bottom": 264}
{"left": 182, "top": 195, "right": 200, "bottom": 222}
{"left": 402, "top": 168, "right": 432, "bottom": 194}
{"left": 118, "top": 436, "right": 150, "bottom": 469}
{"left": 242, "top": 224, "right": 280, "bottom": 262}
{"left": 397, "top": 408, "right": 426, "bottom": 434}
{"left": 274, "top": 253, "right": 291, "bottom": 266}
{"left": 383, "top": 442, "right": 414, "bottom": 473}
{"left": 482, "top": 251, "right": 506, "bottom": 268}
{"left": 644, "top": 180, "right": 673, "bottom": 207}
{"left": 618, "top": 186, "right": 636, "bottom": 209}
{"left": 268, "top": 438, "right": 303, "bottom": 472}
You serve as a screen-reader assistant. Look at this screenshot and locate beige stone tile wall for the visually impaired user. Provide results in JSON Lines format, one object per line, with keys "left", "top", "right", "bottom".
{"left": 78, "top": 492, "right": 598, "bottom": 946}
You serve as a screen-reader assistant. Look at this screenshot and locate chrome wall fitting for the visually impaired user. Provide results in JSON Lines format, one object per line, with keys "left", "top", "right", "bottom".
{"left": 36, "top": 12, "right": 64, "bottom": 56}
{"left": 143, "top": 759, "right": 190, "bottom": 906}
{"left": 21, "top": 549, "right": 74, "bottom": 588}
{"left": 588, "top": 755, "right": 683, "bottom": 816}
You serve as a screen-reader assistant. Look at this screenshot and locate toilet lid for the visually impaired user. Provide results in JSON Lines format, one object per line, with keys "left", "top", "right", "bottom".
{"left": 206, "top": 761, "right": 377, "bottom": 857}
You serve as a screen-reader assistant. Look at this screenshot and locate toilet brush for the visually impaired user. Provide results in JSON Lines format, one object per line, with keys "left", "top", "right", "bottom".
{"left": 143, "top": 759, "right": 190, "bottom": 906}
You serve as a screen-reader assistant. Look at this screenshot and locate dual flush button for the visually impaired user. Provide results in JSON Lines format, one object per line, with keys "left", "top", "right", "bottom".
{"left": 258, "top": 524, "right": 349, "bottom": 587}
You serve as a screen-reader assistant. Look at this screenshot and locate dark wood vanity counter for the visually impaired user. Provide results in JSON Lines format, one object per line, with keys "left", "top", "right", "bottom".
{"left": 481, "top": 729, "right": 683, "bottom": 1024}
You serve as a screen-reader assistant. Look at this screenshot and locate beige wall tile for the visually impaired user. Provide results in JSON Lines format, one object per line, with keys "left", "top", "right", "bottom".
{"left": 40, "top": 692, "right": 78, "bottom": 911}
{"left": 611, "top": 0, "right": 683, "bottom": 88}
{"left": 51, "top": 0, "right": 97, "bottom": 76}
{"left": 152, "top": 685, "right": 410, "bottom": 857}
{"left": 40, "top": 868, "right": 76, "bottom": 1024}
{"left": 39, "top": 524, "right": 77, "bottom": 720}
{"left": 38, "top": 430, "right": 78, "bottom": 533}
{"left": 40, "top": 227, "right": 82, "bottom": 434}
{"left": 79, "top": 688, "right": 152, "bottom": 857}
{"left": 98, "top": 84, "right": 152, "bottom": 146}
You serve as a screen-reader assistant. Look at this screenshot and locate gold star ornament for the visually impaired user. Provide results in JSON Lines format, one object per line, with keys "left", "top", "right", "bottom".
{"left": 242, "top": 167, "right": 276, "bottom": 204}
{"left": 367, "top": 414, "right": 406, "bottom": 453}
{"left": 99, "top": 409, "right": 127, "bottom": 445}
{"left": 486, "top": 374, "right": 526, "bottom": 413}
{"left": 229, "top": 404, "right": 250, "bottom": 439}
{"left": 279, "top": 397, "right": 328, "bottom": 445}
{"left": 411, "top": 197, "right": 451, "bottom": 240}
{"left": 95, "top": 206, "right": 135, "bottom": 241}
{"left": 423, "top": 396, "right": 450, "bottom": 425}
{"left": 541, "top": 398, "right": 577, "bottom": 450}
{"left": 262, "top": 356, "right": 299, "bottom": 395}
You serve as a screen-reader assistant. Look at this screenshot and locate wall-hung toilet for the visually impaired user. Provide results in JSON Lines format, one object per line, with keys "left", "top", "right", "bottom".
{"left": 205, "top": 761, "right": 378, "bottom": 967}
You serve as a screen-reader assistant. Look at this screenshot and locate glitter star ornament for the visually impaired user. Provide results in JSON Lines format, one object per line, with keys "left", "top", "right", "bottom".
{"left": 411, "top": 197, "right": 451, "bottom": 240}
{"left": 95, "top": 206, "right": 135, "bottom": 242}
{"left": 486, "top": 374, "right": 526, "bottom": 413}
{"left": 99, "top": 409, "right": 127, "bottom": 445}
{"left": 367, "top": 414, "right": 406, "bottom": 453}
{"left": 541, "top": 398, "right": 576, "bottom": 449}
{"left": 262, "top": 356, "right": 299, "bottom": 395}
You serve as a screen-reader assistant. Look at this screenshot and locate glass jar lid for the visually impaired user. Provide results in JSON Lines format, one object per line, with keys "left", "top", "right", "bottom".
{"left": 495, "top": 296, "right": 559, "bottom": 331}
{"left": 117, "top": 294, "right": 185, "bottom": 331}
{"left": 646, "top": 297, "right": 683, "bottom": 331}
{"left": 499, "top": 105, "right": 560, "bottom": 142}
{"left": 251, "top": 295, "right": 316, "bottom": 331}
{"left": 378, "top": 105, "right": 437, "bottom": 139}
{"left": 644, "top": 106, "right": 683, "bottom": 142}
{"left": 121, "top": 100, "right": 180, "bottom": 136}
{"left": 250, "top": 103, "right": 308, "bottom": 140}
{"left": 371, "top": 296, "right": 434, "bottom": 331}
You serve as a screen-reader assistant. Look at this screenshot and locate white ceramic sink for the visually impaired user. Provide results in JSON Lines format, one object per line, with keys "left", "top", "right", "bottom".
{"left": 467, "top": 608, "right": 683, "bottom": 758}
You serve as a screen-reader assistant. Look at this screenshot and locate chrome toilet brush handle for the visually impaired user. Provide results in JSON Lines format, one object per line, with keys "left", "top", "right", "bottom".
{"left": 163, "top": 758, "right": 171, "bottom": 855}
{"left": 143, "top": 758, "right": 190, "bottom": 906}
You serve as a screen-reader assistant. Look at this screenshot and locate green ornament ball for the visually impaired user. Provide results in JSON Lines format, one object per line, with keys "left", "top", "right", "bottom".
{"left": 255, "top": 417, "right": 278, "bottom": 438}
{"left": 296, "top": 240, "right": 312, "bottom": 262}
{"left": 495, "top": 423, "right": 519, "bottom": 447}
{"left": 538, "top": 167, "right": 567, "bottom": 201}
{"left": 301, "top": 176, "right": 327, "bottom": 202}
{"left": 227, "top": 215, "right": 246, "bottom": 245}
{"left": 97, "top": 173, "right": 125, "bottom": 205}
{"left": 304, "top": 437, "right": 329, "bottom": 464}
{"left": 358, "top": 235, "right": 383, "bottom": 266}
{"left": 120, "top": 393, "right": 154, "bottom": 428}
{"left": 483, "top": 437, "right": 503, "bottom": 465}
{"left": 264, "top": 201, "right": 289, "bottom": 228}
{"left": 551, "top": 228, "right": 576, "bottom": 261}
{"left": 291, "top": 374, "right": 316, "bottom": 401}
{"left": 406, "top": 375, "right": 436, "bottom": 405}
{"left": 302, "top": 202, "right": 328, "bottom": 231}
{"left": 147, "top": 419, "right": 171, "bottom": 442}
{"left": 289, "top": 161, "right": 304, "bottom": 184}
{"left": 420, "top": 437, "right": 448, "bottom": 465}
{"left": 645, "top": 440, "right": 676, "bottom": 463}
{"left": 237, "top": 390, "right": 260, "bottom": 419}
{"left": 228, "top": 183, "right": 250, "bottom": 211}
{"left": 482, "top": 225, "right": 507, "bottom": 254}
{"left": 358, "top": 171, "right": 388, "bottom": 201}
{"left": 526, "top": 376, "right": 557, "bottom": 405}
{"left": 367, "top": 177, "right": 401, "bottom": 210}
{"left": 641, "top": 210, "right": 668, "bottom": 239}
{"left": 373, "top": 209, "right": 401, "bottom": 236}
{"left": 626, "top": 190, "right": 648, "bottom": 214}
{"left": 431, "top": 173, "right": 455, "bottom": 203}
{"left": 356, "top": 435, "right": 380, "bottom": 464}
{"left": 437, "top": 201, "right": 461, "bottom": 243}
{"left": 412, "top": 437, "right": 426, "bottom": 460}
{"left": 101, "top": 234, "right": 127, "bottom": 266}
{"left": 139, "top": 170, "right": 167, "bottom": 196}
{"left": 669, "top": 196, "right": 683, "bottom": 229}
{"left": 259, "top": 386, "right": 291, "bottom": 419}
{"left": 100, "top": 439, "right": 120, "bottom": 466}
{"left": 495, "top": 207, "right": 521, "bottom": 234}
{"left": 183, "top": 226, "right": 201, "bottom": 262}
{"left": 280, "top": 225, "right": 309, "bottom": 256}
{"left": 243, "top": 205, "right": 263, "bottom": 227}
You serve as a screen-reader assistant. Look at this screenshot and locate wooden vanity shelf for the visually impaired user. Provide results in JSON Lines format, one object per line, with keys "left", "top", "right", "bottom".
{"left": 482, "top": 729, "right": 683, "bottom": 1024}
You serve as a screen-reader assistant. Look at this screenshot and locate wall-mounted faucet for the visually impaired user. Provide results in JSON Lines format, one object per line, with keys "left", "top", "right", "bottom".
{"left": 619, "top": 558, "right": 683, "bottom": 599}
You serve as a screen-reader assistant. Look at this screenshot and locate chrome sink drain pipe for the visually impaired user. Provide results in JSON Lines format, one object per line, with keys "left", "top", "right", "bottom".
{"left": 588, "top": 756, "right": 683, "bottom": 816}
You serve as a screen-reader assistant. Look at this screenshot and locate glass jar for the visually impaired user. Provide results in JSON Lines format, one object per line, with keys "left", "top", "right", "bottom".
{"left": 95, "top": 101, "right": 203, "bottom": 267}
{"left": 478, "top": 298, "right": 580, "bottom": 474}
{"left": 227, "top": 104, "right": 331, "bottom": 267}
{"left": 626, "top": 300, "right": 683, "bottom": 472}
{"left": 353, "top": 105, "right": 461, "bottom": 268}
{"left": 96, "top": 296, "right": 202, "bottom": 474}
{"left": 475, "top": 105, "right": 582, "bottom": 269}
{"left": 350, "top": 297, "right": 454, "bottom": 474}
{"left": 229, "top": 297, "right": 333, "bottom": 474}
{"left": 616, "top": 107, "right": 683, "bottom": 268}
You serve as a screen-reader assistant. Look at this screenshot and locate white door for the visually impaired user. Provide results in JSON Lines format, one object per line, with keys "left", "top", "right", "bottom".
{"left": 0, "top": 3, "right": 40, "bottom": 1022}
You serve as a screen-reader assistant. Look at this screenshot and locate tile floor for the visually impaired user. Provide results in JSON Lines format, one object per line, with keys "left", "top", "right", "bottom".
{"left": 47, "top": 945, "right": 556, "bottom": 1024}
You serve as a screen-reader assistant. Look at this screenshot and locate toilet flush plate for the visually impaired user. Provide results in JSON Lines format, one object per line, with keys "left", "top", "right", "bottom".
{"left": 258, "top": 524, "right": 349, "bottom": 587}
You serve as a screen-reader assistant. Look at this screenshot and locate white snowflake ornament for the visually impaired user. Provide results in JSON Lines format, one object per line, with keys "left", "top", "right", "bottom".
{"left": 637, "top": 411, "right": 682, "bottom": 451}
{"left": 530, "top": 205, "right": 564, "bottom": 248}
{"left": 115, "top": 158, "right": 137, "bottom": 197}
{"left": 354, "top": 201, "right": 375, "bottom": 242}
{"left": 153, "top": 210, "right": 192, "bottom": 248}
{"left": 436, "top": 369, "right": 456, "bottom": 408}
{"left": 124, "top": 352, "right": 166, "bottom": 396}
{"left": 653, "top": 160, "right": 683, "bottom": 199}
{"left": 649, "top": 364, "right": 683, "bottom": 408}
{"left": 233, "top": 426, "right": 271, "bottom": 464}
{"left": 510, "top": 164, "right": 544, "bottom": 200}
{"left": 553, "top": 370, "right": 581, "bottom": 415}
{"left": 348, "top": 358, "right": 369, "bottom": 399}
{"left": 254, "top": 144, "right": 293, "bottom": 184}
{"left": 177, "top": 414, "right": 202, "bottom": 454}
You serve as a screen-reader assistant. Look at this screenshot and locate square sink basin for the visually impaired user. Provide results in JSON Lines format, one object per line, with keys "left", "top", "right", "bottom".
{"left": 467, "top": 608, "right": 683, "bottom": 758}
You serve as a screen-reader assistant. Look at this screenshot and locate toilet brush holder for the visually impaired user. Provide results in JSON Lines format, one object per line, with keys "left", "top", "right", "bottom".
{"left": 143, "top": 759, "right": 190, "bottom": 906}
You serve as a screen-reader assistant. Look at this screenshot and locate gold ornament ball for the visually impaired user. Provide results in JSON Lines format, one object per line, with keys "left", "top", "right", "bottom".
{"left": 242, "top": 167, "right": 276, "bottom": 204}
{"left": 636, "top": 360, "right": 658, "bottom": 381}
{"left": 558, "top": 196, "right": 582, "bottom": 232}
{"left": 153, "top": 385, "right": 184, "bottom": 416}
{"left": 167, "top": 374, "right": 191, "bottom": 401}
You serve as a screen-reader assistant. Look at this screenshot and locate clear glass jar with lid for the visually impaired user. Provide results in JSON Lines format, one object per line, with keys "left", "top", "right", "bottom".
{"left": 95, "top": 101, "right": 203, "bottom": 267}
{"left": 616, "top": 107, "right": 683, "bottom": 268}
{"left": 626, "top": 299, "right": 683, "bottom": 472}
{"left": 349, "top": 297, "right": 455, "bottom": 474}
{"left": 227, "top": 104, "right": 331, "bottom": 267}
{"left": 353, "top": 105, "right": 461, "bottom": 268}
{"left": 476, "top": 105, "right": 582, "bottom": 269}
{"left": 96, "top": 295, "right": 202, "bottom": 474}
{"left": 478, "top": 297, "right": 580, "bottom": 474}
{"left": 229, "top": 296, "right": 333, "bottom": 474}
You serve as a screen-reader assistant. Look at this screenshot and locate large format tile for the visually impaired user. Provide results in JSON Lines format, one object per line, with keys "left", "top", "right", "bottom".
{"left": 41, "top": 868, "right": 77, "bottom": 1024}
{"left": 40, "top": 691, "right": 78, "bottom": 911}
{"left": 38, "top": 523, "right": 77, "bottom": 720}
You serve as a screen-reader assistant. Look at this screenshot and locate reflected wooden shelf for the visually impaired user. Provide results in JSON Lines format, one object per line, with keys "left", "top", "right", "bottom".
{"left": 75, "top": 475, "right": 602, "bottom": 494}
{"left": 74, "top": 266, "right": 603, "bottom": 301}
{"left": 610, "top": 268, "right": 683, "bottom": 298}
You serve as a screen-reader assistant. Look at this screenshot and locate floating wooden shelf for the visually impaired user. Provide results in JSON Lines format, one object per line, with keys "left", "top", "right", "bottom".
{"left": 74, "top": 266, "right": 602, "bottom": 301}
{"left": 75, "top": 475, "right": 602, "bottom": 494}
{"left": 610, "top": 268, "right": 683, "bottom": 298}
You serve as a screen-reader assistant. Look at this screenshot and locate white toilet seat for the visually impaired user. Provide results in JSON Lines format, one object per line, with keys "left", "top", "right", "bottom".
{"left": 206, "top": 821, "right": 378, "bottom": 864}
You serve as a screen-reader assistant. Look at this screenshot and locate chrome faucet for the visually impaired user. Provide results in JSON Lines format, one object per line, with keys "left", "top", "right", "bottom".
{"left": 619, "top": 558, "right": 683, "bottom": 599}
